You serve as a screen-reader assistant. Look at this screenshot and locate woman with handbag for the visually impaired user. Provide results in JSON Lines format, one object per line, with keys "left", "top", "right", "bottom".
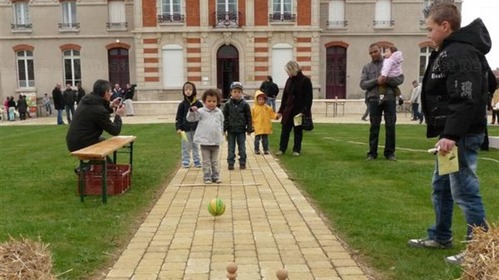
{"left": 275, "top": 61, "right": 313, "bottom": 156}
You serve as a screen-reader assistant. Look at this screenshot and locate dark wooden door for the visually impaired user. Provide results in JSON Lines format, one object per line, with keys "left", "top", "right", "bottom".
{"left": 108, "top": 48, "right": 130, "bottom": 87}
{"left": 217, "top": 45, "right": 239, "bottom": 100}
{"left": 326, "top": 46, "right": 346, "bottom": 99}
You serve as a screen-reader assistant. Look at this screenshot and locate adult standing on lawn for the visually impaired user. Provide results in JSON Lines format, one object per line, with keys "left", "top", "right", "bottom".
{"left": 360, "top": 43, "right": 404, "bottom": 161}
{"left": 66, "top": 79, "right": 124, "bottom": 160}
{"left": 52, "top": 83, "right": 65, "bottom": 125}
{"left": 407, "top": 2, "right": 490, "bottom": 265}
{"left": 63, "top": 84, "right": 76, "bottom": 124}
{"left": 275, "top": 61, "right": 313, "bottom": 157}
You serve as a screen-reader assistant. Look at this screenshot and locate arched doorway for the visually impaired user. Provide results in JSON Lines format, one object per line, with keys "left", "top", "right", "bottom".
{"left": 108, "top": 48, "right": 130, "bottom": 87}
{"left": 216, "top": 45, "right": 239, "bottom": 100}
{"left": 326, "top": 46, "right": 346, "bottom": 99}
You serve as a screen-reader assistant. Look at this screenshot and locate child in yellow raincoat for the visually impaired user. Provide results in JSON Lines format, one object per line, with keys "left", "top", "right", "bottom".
{"left": 251, "top": 90, "right": 279, "bottom": 154}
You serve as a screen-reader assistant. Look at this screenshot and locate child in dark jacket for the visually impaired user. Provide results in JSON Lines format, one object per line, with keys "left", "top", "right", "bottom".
{"left": 223, "top": 82, "right": 253, "bottom": 170}
{"left": 175, "top": 82, "right": 203, "bottom": 168}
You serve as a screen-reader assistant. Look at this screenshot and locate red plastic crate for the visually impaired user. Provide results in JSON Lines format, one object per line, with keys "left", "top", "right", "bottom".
{"left": 77, "top": 164, "right": 131, "bottom": 195}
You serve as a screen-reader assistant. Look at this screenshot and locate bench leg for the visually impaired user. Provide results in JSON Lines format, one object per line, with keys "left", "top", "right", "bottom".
{"left": 79, "top": 160, "right": 85, "bottom": 202}
{"left": 101, "top": 160, "right": 108, "bottom": 203}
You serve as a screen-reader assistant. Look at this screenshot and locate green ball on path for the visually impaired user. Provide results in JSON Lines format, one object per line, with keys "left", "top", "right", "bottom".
{"left": 208, "top": 198, "right": 226, "bottom": 216}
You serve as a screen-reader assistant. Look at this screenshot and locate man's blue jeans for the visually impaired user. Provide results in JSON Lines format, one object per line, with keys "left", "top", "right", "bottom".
{"left": 57, "top": 109, "right": 64, "bottom": 124}
{"left": 427, "top": 133, "right": 487, "bottom": 243}
{"left": 65, "top": 104, "right": 75, "bottom": 123}
{"left": 227, "top": 132, "right": 247, "bottom": 166}
{"left": 266, "top": 97, "right": 276, "bottom": 112}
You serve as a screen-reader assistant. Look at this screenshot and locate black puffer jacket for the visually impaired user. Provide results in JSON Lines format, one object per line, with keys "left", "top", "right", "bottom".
{"left": 223, "top": 98, "right": 253, "bottom": 133}
{"left": 66, "top": 93, "right": 122, "bottom": 152}
{"left": 422, "top": 18, "right": 491, "bottom": 140}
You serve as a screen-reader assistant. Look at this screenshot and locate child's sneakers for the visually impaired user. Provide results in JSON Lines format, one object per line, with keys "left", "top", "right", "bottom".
{"left": 255, "top": 150, "right": 261, "bottom": 155}
{"left": 182, "top": 163, "right": 190, "bottom": 168}
{"left": 213, "top": 178, "right": 222, "bottom": 184}
{"left": 264, "top": 150, "right": 269, "bottom": 155}
{"left": 194, "top": 163, "right": 202, "bottom": 168}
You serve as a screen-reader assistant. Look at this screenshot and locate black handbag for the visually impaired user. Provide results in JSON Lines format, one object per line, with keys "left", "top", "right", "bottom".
{"left": 302, "top": 114, "right": 314, "bottom": 131}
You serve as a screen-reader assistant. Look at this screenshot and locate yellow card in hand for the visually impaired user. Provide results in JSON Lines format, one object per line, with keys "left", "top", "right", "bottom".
{"left": 293, "top": 113, "right": 303, "bottom": 126}
{"left": 437, "top": 146, "right": 459, "bottom": 175}
{"left": 180, "top": 131, "right": 188, "bottom": 141}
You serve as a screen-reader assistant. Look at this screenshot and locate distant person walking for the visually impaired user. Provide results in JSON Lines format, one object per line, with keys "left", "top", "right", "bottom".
{"left": 409, "top": 80, "right": 423, "bottom": 123}
{"left": 259, "top": 75, "right": 279, "bottom": 112}
{"left": 76, "top": 82, "right": 86, "bottom": 105}
{"left": 124, "top": 84, "right": 136, "bottom": 116}
{"left": 63, "top": 84, "right": 76, "bottom": 124}
{"left": 52, "top": 84, "right": 65, "bottom": 125}
{"left": 42, "top": 93, "right": 52, "bottom": 115}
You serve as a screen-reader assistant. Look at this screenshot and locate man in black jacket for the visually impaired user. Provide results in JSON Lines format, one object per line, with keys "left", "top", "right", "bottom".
{"left": 360, "top": 43, "right": 404, "bottom": 161}
{"left": 52, "top": 84, "right": 65, "bottom": 125}
{"left": 408, "top": 2, "right": 490, "bottom": 265}
{"left": 66, "top": 79, "right": 124, "bottom": 154}
{"left": 259, "top": 76, "right": 279, "bottom": 112}
{"left": 63, "top": 84, "right": 76, "bottom": 124}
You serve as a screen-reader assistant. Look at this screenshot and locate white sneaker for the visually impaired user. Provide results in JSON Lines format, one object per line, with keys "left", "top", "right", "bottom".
{"left": 292, "top": 152, "right": 300, "bottom": 156}
{"left": 445, "top": 251, "right": 465, "bottom": 265}
{"left": 204, "top": 180, "right": 212, "bottom": 184}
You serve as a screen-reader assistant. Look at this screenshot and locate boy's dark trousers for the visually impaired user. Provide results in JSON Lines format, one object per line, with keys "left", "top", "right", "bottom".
{"left": 227, "top": 132, "right": 247, "bottom": 166}
{"left": 254, "top": 134, "right": 269, "bottom": 152}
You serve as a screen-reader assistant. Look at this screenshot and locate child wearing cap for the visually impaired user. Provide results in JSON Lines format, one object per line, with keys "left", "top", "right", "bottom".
{"left": 223, "top": 81, "right": 253, "bottom": 170}
{"left": 251, "top": 90, "right": 279, "bottom": 154}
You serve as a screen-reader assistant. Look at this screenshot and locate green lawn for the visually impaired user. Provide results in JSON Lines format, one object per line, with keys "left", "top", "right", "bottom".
{"left": 269, "top": 124, "right": 499, "bottom": 280}
{"left": 1, "top": 123, "right": 498, "bottom": 280}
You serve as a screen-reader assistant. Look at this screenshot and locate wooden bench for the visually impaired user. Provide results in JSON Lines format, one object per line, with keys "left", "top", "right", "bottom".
{"left": 71, "top": 135, "right": 136, "bottom": 203}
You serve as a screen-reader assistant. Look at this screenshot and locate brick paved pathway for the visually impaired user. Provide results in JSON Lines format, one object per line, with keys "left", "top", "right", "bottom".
{"left": 105, "top": 137, "right": 369, "bottom": 280}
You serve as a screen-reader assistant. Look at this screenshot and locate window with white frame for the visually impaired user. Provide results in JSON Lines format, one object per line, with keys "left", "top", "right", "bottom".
{"left": 217, "top": 0, "right": 237, "bottom": 13}
{"left": 12, "top": 2, "right": 31, "bottom": 29}
{"left": 158, "top": 0, "right": 183, "bottom": 23}
{"left": 273, "top": 0, "right": 292, "bottom": 14}
{"left": 328, "top": 0, "right": 346, "bottom": 28}
{"left": 215, "top": 0, "right": 238, "bottom": 27}
{"left": 374, "top": 0, "right": 392, "bottom": 27}
{"left": 108, "top": 0, "right": 127, "bottom": 29}
{"left": 63, "top": 50, "right": 81, "bottom": 86}
{"left": 16, "top": 50, "right": 35, "bottom": 88}
{"left": 271, "top": 43, "right": 293, "bottom": 88}
{"left": 162, "top": 45, "right": 184, "bottom": 88}
{"left": 419, "top": 46, "right": 434, "bottom": 80}
{"left": 61, "top": 1, "right": 78, "bottom": 29}
{"left": 270, "top": 0, "right": 295, "bottom": 21}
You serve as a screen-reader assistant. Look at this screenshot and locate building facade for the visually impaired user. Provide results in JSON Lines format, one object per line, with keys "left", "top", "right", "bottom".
{"left": 0, "top": 0, "right": 135, "bottom": 105}
{"left": 0, "top": 0, "right": 460, "bottom": 105}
